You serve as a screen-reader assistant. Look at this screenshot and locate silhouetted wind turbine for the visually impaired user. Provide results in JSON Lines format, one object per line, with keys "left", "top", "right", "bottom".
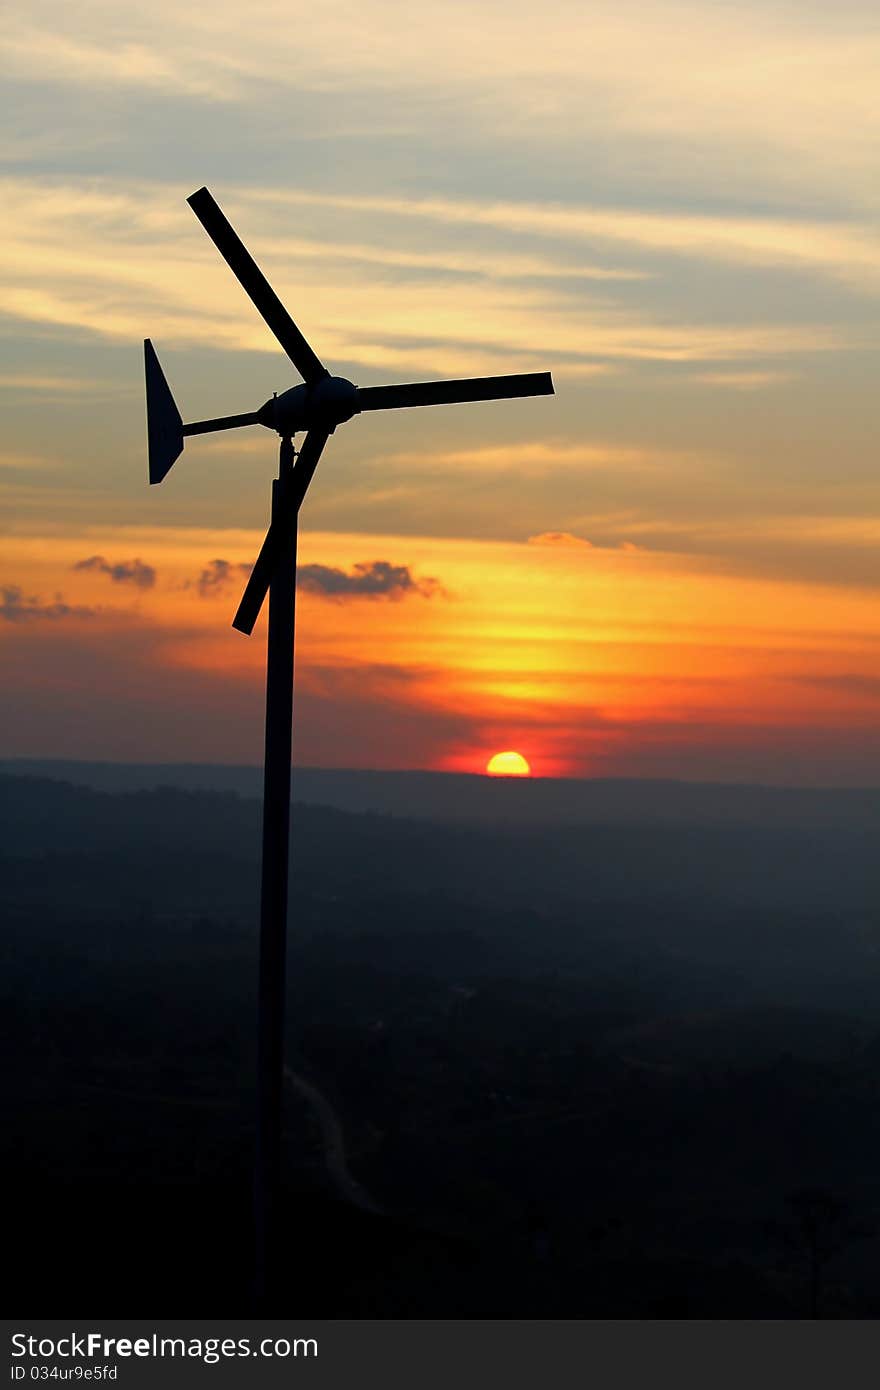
{"left": 144, "top": 185, "right": 554, "bottom": 1307}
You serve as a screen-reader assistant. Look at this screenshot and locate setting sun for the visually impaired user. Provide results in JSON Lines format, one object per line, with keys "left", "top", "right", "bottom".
{"left": 486, "top": 751, "right": 532, "bottom": 777}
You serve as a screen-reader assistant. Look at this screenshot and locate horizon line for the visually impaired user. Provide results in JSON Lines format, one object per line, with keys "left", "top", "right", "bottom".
{"left": 2, "top": 755, "right": 879, "bottom": 796}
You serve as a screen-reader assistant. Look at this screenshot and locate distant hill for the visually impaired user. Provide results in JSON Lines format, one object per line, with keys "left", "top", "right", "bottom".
{"left": 2, "top": 757, "right": 879, "bottom": 831}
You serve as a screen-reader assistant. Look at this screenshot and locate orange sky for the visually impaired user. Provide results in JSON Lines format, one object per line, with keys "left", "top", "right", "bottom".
{"left": 2, "top": 0, "right": 879, "bottom": 783}
{"left": 3, "top": 521, "right": 878, "bottom": 782}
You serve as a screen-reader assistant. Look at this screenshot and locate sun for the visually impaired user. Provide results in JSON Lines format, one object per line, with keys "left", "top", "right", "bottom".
{"left": 486, "top": 750, "right": 531, "bottom": 777}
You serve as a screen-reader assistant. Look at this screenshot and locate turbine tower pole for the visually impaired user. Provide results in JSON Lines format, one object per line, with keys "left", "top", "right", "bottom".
{"left": 254, "top": 433, "right": 297, "bottom": 1308}
{"left": 144, "top": 183, "right": 555, "bottom": 1314}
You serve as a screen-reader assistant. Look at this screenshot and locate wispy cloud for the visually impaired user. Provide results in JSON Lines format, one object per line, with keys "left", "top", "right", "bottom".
{"left": 0, "top": 448, "right": 58, "bottom": 473}
{"left": 386, "top": 439, "right": 705, "bottom": 475}
{"left": 0, "top": 371, "right": 130, "bottom": 398}
{"left": 793, "top": 674, "right": 880, "bottom": 701}
{"left": 298, "top": 561, "right": 445, "bottom": 601}
{"left": 193, "top": 558, "right": 251, "bottom": 597}
{"left": 263, "top": 188, "right": 880, "bottom": 293}
{"left": 527, "top": 531, "right": 594, "bottom": 548}
{"left": 691, "top": 370, "right": 795, "bottom": 390}
{"left": 3, "top": 2, "right": 879, "bottom": 211}
{"left": 259, "top": 233, "right": 649, "bottom": 286}
{"left": 73, "top": 555, "right": 156, "bottom": 589}
{"left": 0, "top": 178, "right": 857, "bottom": 382}
{"left": 0, "top": 29, "right": 239, "bottom": 101}
{"left": 1, "top": 583, "right": 97, "bottom": 622}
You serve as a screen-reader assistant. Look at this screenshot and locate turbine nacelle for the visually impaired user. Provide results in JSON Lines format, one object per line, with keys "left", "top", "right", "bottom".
{"left": 258, "top": 375, "right": 359, "bottom": 436}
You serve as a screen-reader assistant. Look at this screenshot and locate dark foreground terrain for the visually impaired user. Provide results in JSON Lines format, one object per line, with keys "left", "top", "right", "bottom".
{"left": 4, "top": 769, "right": 880, "bottom": 1316}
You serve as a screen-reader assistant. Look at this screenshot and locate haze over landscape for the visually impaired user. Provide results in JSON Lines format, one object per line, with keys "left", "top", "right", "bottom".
{"left": 5, "top": 764, "right": 880, "bottom": 1315}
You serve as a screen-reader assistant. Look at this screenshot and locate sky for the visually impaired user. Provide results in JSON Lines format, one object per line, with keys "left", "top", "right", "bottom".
{"left": 2, "top": 0, "right": 879, "bottom": 782}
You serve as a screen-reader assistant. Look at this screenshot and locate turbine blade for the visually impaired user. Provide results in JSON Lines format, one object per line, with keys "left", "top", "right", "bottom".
{"left": 187, "top": 187, "right": 328, "bottom": 385}
{"left": 145, "top": 339, "right": 184, "bottom": 485}
{"left": 233, "top": 429, "right": 330, "bottom": 635}
{"left": 356, "top": 371, "right": 554, "bottom": 413}
{"left": 182, "top": 411, "right": 262, "bottom": 437}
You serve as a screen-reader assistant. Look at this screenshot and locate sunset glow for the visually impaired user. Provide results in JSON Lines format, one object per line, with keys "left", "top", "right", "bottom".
{"left": 1, "top": 0, "right": 879, "bottom": 786}
{"left": 2, "top": 516, "right": 880, "bottom": 779}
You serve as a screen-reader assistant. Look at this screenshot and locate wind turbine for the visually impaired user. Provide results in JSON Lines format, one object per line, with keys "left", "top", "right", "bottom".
{"left": 144, "top": 186, "right": 554, "bottom": 1306}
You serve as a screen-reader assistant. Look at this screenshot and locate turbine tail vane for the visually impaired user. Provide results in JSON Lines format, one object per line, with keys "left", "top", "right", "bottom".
{"left": 144, "top": 339, "right": 184, "bottom": 485}
{"left": 145, "top": 340, "right": 265, "bottom": 484}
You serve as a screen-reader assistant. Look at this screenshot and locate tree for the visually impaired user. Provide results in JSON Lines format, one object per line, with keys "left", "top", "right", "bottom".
{"left": 766, "top": 1187, "right": 871, "bottom": 1318}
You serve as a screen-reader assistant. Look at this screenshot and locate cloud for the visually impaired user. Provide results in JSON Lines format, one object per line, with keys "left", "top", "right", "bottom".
{"left": 194, "top": 558, "right": 251, "bottom": 597}
{"left": 73, "top": 555, "right": 156, "bottom": 589}
{"left": 525, "top": 530, "right": 645, "bottom": 554}
{"left": 692, "top": 370, "right": 794, "bottom": 390}
{"left": 0, "top": 29, "right": 230, "bottom": 101}
{"left": 1, "top": 584, "right": 96, "bottom": 622}
{"left": 0, "top": 178, "right": 857, "bottom": 384}
{"left": 0, "top": 448, "right": 58, "bottom": 473}
{"left": 794, "top": 674, "right": 880, "bottom": 702}
{"left": 297, "top": 560, "right": 444, "bottom": 601}
{"left": 391, "top": 440, "right": 675, "bottom": 475}
{"left": 3, "top": 1, "right": 879, "bottom": 216}
{"left": 0, "top": 372, "right": 126, "bottom": 396}
{"left": 265, "top": 187, "right": 880, "bottom": 293}
{"left": 528, "top": 531, "right": 593, "bottom": 548}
